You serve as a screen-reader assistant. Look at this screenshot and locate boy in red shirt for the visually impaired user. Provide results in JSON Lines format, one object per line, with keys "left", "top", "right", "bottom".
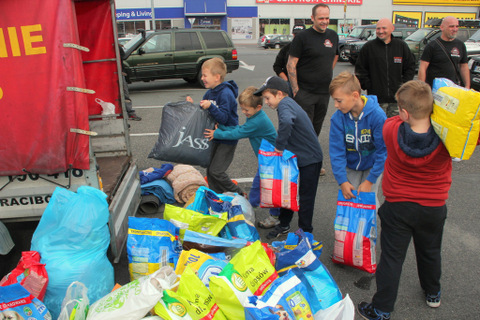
{"left": 358, "top": 80, "right": 452, "bottom": 320}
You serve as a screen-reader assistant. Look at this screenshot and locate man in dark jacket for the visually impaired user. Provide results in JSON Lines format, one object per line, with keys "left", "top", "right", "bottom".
{"left": 355, "top": 18, "right": 415, "bottom": 117}
{"left": 273, "top": 24, "right": 306, "bottom": 82}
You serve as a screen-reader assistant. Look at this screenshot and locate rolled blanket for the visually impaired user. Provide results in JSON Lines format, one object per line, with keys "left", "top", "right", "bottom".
{"left": 138, "top": 194, "right": 160, "bottom": 215}
{"left": 166, "top": 165, "right": 207, "bottom": 203}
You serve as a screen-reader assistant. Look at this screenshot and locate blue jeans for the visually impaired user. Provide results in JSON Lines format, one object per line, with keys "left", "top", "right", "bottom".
{"left": 249, "top": 170, "right": 280, "bottom": 217}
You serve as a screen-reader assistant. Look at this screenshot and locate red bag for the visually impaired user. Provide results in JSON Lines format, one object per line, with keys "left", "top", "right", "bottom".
{"left": 0, "top": 251, "right": 49, "bottom": 300}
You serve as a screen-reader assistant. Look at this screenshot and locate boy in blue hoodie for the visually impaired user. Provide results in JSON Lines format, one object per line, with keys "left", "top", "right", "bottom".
{"left": 186, "top": 57, "right": 243, "bottom": 195}
{"left": 329, "top": 71, "right": 387, "bottom": 204}
{"left": 254, "top": 76, "right": 323, "bottom": 239}
{"left": 204, "top": 86, "right": 280, "bottom": 228}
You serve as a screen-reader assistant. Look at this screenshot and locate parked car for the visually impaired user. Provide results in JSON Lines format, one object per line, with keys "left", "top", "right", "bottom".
{"left": 344, "top": 27, "right": 417, "bottom": 65}
{"left": 264, "top": 34, "right": 293, "bottom": 49}
{"left": 404, "top": 19, "right": 480, "bottom": 67}
{"left": 258, "top": 34, "right": 279, "bottom": 48}
{"left": 468, "top": 56, "right": 480, "bottom": 91}
{"left": 118, "top": 37, "right": 132, "bottom": 46}
{"left": 465, "top": 29, "right": 480, "bottom": 60}
{"left": 338, "top": 23, "right": 410, "bottom": 62}
{"left": 122, "top": 28, "right": 239, "bottom": 87}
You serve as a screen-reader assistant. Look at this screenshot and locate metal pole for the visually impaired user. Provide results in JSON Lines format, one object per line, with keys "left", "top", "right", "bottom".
{"left": 343, "top": 0, "right": 347, "bottom": 34}
{"left": 151, "top": 0, "right": 156, "bottom": 30}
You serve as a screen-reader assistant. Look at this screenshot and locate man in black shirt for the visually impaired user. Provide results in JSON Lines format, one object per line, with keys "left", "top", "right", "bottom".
{"left": 418, "top": 16, "right": 470, "bottom": 89}
{"left": 273, "top": 24, "right": 305, "bottom": 82}
{"left": 287, "top": 4, "right": 339, "bottom": 138}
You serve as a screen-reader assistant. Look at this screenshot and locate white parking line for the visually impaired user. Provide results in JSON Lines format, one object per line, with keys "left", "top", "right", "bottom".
{"left": 130, "top": 133, "right": 159, "bottom": 136}
{"left": 134, "top": 105, "right": 164, "bottom": 109}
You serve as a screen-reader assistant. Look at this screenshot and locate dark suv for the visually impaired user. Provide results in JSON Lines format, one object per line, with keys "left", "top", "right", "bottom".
{"left": 122, "top": 29, "right": 239, "bottom": 86}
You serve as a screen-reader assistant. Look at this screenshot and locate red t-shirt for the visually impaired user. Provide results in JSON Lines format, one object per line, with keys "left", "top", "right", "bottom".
{"left": 382, "top": 117, "right": 452, "bottom": 206}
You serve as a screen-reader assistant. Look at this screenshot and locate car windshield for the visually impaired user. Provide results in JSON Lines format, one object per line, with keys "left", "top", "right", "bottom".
{"left": 467, "top": 29, "right": 480, "bottom": 42}
{"left": 405, "top": 28, "right": 434, "bottom": 41}
{"left": 348, "top": 27, "right": 365, "bottom": 38}
{"left": 124, "top": 33, "right": 144, "bottom": 51}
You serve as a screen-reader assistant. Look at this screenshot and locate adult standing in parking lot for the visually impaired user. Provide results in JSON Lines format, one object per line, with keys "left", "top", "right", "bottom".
{"left": 287, "top": 4, "right": 338, "bottom": 176}
{"left": 273, "top": 24, "right": 305, "bottom": 83}
{"left": 287, "top": 4, "right": 338, "bottom": 138}
{"left": 355, "top": 18, "right": 415, "bottom": 118}
{"left": 418, "top": 16, "right": 470, "bottom": 89}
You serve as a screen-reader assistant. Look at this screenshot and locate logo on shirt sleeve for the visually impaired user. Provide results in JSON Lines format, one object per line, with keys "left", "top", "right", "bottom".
{"left": 393, "top": 57, "right": 403, "bottom": 63}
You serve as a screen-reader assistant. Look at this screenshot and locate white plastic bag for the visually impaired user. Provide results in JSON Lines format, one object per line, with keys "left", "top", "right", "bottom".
{"left": 314, "top": 294, "right": 355, "bottom": 320}
{"left": 87, "top": 266, "right": 178, "bottom": 320}
{"left": 95, "top": 98, "right": 115, "bottom": 115}
{"left": 58, "top": 281, "right": 90, "bottom": 320}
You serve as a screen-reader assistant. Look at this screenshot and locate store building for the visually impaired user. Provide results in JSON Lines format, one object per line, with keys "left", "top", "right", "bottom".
{"left": 115, "top": 0, "right": 480, "bottom": 41}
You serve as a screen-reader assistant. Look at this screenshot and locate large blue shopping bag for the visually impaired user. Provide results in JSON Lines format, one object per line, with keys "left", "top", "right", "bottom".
{"left": 258, "top": 139, "right": 299, "bottom": 211}
{"left": 332, "top": 190, "right": 377, "bottom": 273}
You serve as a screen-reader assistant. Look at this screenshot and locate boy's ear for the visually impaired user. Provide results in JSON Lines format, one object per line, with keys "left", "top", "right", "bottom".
{"left": 352, "top": 91, "right": 360, "bottom": 99}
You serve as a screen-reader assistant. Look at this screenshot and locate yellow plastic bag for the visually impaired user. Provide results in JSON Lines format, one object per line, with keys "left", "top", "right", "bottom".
{"left": 164, "top": 204, "right": 227, "bottom": 238}
{"left": 431, "top": 78, "right": 480, "bottom": 160}
{"left": 228, "top": 241, "right": 278, "bottom": 296}
{"left": 209, "top": 263, "right": 253, "bottom": 320}
{"left": 154, "top": 266, "right": 227, "bottom": 320}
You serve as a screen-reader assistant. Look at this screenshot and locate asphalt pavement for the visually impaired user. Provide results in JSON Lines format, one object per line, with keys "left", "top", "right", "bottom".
{"left": 3, "top": 44, "right": 480, "bottom": 319}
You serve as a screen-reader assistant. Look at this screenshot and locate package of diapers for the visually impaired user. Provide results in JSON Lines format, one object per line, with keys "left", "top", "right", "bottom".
{"left": 431, "top": 78, "right": 480, "bottom": 160}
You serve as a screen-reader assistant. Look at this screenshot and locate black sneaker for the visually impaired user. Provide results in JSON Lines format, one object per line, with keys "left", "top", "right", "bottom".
{"left": 357, "top": 302, "right": 391, "bottom": 320}
{"left": 129, "top": 114, "right": 142, "bottom": 121}
{"left": 266, "top": 225, "right": 290, "bottom": 240}
{"left": 426, "top": 291, "right": 441, "bottom": 308}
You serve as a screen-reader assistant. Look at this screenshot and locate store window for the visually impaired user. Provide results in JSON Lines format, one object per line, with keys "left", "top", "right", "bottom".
{"left": 117, "top": 20, "right": 172, "bottom": 37}
{"left": 190, "top": 17, "right": 222, "bottom": 30}
{"left": 260, "top": 19, "right": 290, "bottom": 36}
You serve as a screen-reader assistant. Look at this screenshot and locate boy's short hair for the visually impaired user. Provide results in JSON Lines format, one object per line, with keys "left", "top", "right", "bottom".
{"left": 329, "top": 71, "right": 361, "bottom": 96}
{"left": 202, "top": 57, "right": 227, "bottom": 81}
{"left": 395, "top": 80, "right": 433, "bottom": 119}
{"left": 239, "top": 86, "right": 263, "bottom": 108}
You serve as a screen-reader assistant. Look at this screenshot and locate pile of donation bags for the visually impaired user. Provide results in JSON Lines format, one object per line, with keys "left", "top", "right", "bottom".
{"left": 0, "top": 184, "right": 355, "bottom": 319}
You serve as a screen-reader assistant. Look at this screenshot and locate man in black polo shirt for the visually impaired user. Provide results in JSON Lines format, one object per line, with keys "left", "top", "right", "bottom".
{"left": 287, "top": 3, "right": 339, "bottom": 138}
{"left": 418, "top": 16, "right": 470, "bottom": 89}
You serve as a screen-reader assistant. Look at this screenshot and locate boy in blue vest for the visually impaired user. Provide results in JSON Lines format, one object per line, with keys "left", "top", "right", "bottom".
{"left": 205, "top": 86, "right": 280, "bottom": 227}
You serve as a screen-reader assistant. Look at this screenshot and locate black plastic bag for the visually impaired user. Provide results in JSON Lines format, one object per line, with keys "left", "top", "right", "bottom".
{"left": 149, "top": 101, "right": 215, "bottom": 167}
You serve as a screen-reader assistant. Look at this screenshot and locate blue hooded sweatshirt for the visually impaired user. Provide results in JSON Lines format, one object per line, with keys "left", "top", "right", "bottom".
{"left": 329, "top": 95, "right": 387, "bottom": 185}
{"left": 202, "top": 80, "right": 239, "bottom": 145}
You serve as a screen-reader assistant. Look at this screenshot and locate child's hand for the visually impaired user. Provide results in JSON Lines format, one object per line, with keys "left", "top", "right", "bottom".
{"left": 340, "top": 182, "right": 356, "bottom": 199}
{"left": 186, "top": 96, "right": 194, "bottom": 103}
{"left": 357, "top": 180, "right": 373, "bottom": 194}
{"left": 200, "top": 100, "right": 211, "bottom": 109}
{"left": 274, "top": 148, "right": 283, "bottom": 155}
{"left": 204, "top": 128, "right": 215, "bottom": 141}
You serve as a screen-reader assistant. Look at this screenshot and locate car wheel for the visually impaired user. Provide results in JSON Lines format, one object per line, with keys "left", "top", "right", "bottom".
{"left": 339, "top": 47, "right": 349, "bottom": 62}
{"left": 275, "top": 44, "right": 280, "bottom": 49}
{"left": 183, "top": 77, "right": 196, "bottom": 84}
{"left": 196, "top": 70, "right": 205, "bottom": 88}
{"left": 263, "top": 46, "right": 268, "bottom": 49}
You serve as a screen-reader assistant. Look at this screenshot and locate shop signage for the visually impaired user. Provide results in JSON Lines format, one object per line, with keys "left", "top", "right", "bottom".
{"left": 393, "top": 0, "right": 479, "bottom": 6}
{"left": 256, "top": 0, "right": 362, "bottom": 4}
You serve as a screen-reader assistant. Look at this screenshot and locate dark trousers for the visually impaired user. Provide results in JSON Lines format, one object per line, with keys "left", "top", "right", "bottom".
{"left": 279, "top": 161, "right": 322, "bottom": 233}
{"left": 372, "top": 201, "right": 447, "bottom": 312}
{"left": 207, "top": 142, "right": 244, "bottom": 194}
{"left": 294, "top": 89, "right": 330, "bottom": 136}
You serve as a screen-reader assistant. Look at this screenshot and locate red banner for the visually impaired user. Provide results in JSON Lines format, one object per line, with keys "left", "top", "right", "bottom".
{"left": 256, "top": 0, "right": 363, "bottom": 4}
{"left": 0, "top": 0, "right": 91, "bottom": 175}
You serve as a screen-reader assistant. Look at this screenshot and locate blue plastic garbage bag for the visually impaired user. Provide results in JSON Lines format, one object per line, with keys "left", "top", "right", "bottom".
{"left": 31, "top": 186, "right": 114, "bottom": 319}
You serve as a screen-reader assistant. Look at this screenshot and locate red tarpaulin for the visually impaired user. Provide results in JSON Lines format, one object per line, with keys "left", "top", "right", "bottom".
{"left": 0, "top": 0, "right": 120, "bottom": 176}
